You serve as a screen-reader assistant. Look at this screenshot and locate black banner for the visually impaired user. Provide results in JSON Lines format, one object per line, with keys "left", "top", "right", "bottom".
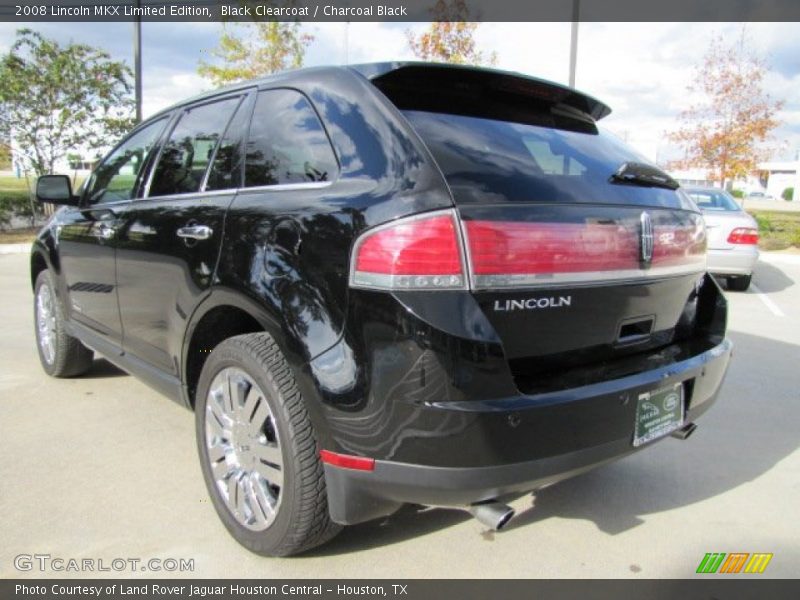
{"left": 2, "top": 0, "right": 800, "bottom": 23}
{"left": 3, "top": 579, "right": 800, "bottom": 600}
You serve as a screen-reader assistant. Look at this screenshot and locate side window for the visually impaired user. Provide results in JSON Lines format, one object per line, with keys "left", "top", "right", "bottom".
{"left": 205, "top": 93, "right": 254, "bottom": 191}
{"left": 148, "top": 97, "right": 240, "bottom": 198}
{"left": 85, "top": 118, "right": 167, "bottom": 204}
{"left": 244, "top": 89, "right": 337, "bottom": 187}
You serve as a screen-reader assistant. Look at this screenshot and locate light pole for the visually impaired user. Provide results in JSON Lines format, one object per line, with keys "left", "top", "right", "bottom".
{"left": 344, "top": 21, "right": 350, "bottom": 64}
{"left": 133, "top": 0, "right": 142, "bottom": 124}
{"left": 568, "top": 0, "right": 580, "bottom": 88}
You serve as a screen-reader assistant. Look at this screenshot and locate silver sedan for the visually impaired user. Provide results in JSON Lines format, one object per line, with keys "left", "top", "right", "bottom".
{"left": 685, "top": 187, "right": 759, "bottom": 291}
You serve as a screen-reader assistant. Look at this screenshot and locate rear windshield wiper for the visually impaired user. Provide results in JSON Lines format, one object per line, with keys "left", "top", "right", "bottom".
{"left": 609, "top": 162, "right": 679, "bottom": 191}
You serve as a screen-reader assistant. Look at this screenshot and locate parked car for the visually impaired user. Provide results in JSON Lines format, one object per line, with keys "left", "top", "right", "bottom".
{"left": 30, "top": 62, "right": 732, "bottom": 556}
{"left": 745, "top": 190, "right": 776, "bottom": 202}
{"left": 685, "top": 187, "right": 759, "bottom": 291}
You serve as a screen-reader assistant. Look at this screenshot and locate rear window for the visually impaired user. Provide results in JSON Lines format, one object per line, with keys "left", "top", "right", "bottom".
{"left": 686, "top": 189, "right": 741, "bottom": 212}
{"left": 404, "top": 110, "right": 689, "bottom": 209}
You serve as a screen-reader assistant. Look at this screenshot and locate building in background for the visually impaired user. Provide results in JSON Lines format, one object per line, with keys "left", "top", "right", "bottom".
{"left": 668, "top": 160, "right": 799, "bottom": 202}
{"left": 669, "top": 167, "right": 720, "bottom": 188}
{"left": 753, "top": 160, "right": 798, "bottom": 199}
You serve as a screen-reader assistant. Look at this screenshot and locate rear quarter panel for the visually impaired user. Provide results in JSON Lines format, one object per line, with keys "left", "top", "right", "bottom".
{"left": 214, "top": 69, "right": 455, "bottom": 365}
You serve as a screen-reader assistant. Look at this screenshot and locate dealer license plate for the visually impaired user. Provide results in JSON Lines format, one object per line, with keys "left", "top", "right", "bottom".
{"left": 632, "top": 383, "right": 684, "bottom": 447}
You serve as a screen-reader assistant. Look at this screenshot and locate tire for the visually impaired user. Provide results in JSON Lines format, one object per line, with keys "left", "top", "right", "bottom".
{"left": 727, "top": 274, "right": 752, "bottom": 292}
{"left": 34, "top": 270, "right": 94, "bottom": 378}
{"left": 195, "top": 332, "right": 341, "bottom": 556}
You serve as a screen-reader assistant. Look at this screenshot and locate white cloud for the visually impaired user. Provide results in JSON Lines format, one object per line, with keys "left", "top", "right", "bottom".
{"left": 141, "top": 70, "right": 210, "bottom": 118}
{"left": 4, "top": 21, "right": 800, "bottom": 161}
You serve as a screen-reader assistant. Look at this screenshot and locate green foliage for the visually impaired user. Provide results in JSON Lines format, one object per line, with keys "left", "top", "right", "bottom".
{"left": 198, "top": 20, "right": 312, "bottom": 87}
{"left": 0, "top": 29, "right": 135, "bottom": 176}
{"left": 782, "top": 187, "right": 794, "bottom": 201}
{"left": 753, "top": 212, "right": 771, "bottom": 231}
{"left": 0, "top": 142, "right": 10, "bottom": 170}
{"left": 748, "top": 209, "right": 800, "bottom": 250}
{"left": 730, "top": 189, "right": 745, "bottom": 198}
{"left": 66, "top": 152, "right": 81, "bottom": 169}
{"left": 0, "top": 176, "right": 33, "bottom": 228}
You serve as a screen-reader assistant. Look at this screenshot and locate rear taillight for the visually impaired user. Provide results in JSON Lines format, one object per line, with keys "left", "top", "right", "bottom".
{"left": 350, "top": 210, "right": 466, "bottom": 290}
{"left": 350, "top": 211, "right": 706, "bottom": 291}
{"left": 463, "top": 216, "right": 706, "bottom": 289}
{"left": 727, "top": 227, "right": 759, "bottom": 245}
{"left": 465, "top": 221, "right": 640, "bottom": 277}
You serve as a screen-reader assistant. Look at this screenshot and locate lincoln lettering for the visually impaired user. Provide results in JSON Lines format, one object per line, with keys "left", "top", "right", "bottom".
{"left": 494, "top": 296, "right": 572, "bottom": 311}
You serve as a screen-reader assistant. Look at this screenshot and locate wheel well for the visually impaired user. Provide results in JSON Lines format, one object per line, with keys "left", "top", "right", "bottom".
{"left": 185, "top": 305, "right": 263, "bottom": 409}
{"left": 31, "top": 252, "right": 47, "bottom": 289}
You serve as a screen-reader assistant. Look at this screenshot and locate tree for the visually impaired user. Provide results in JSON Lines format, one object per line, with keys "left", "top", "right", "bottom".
{"left": 406, "top": 0, "right": 497, "bottom": 66}
{"left": 0, "top": 29, "right": 134, "bottom": 176}
{"left": 668, "top": 29, "right": 783, "bottom": 188}
{"left": 0, "top": 141, "right": 10, "bottom": 170}
{"left": 198, "top": 21, "right": 313, "bottom": 87}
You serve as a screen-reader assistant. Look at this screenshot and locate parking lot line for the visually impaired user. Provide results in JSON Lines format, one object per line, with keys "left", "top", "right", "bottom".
{"left": 749, "top": 283, "right": 786, "bottom": 317}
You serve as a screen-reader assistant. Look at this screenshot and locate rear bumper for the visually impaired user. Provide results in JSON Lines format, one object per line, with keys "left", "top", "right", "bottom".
{"left": 708, "top": 246, "right": 759, "bottom": 276}
{"left": 324, "top": 337, "right": 732, "bottom": 525}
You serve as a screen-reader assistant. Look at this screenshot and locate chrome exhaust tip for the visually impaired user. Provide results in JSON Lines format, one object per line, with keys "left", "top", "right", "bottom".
{"left": 671, "top": 422, "right": 698, "bottom": 440}
{"left": 468, "top": 501, "right": 515, "bottom": 531}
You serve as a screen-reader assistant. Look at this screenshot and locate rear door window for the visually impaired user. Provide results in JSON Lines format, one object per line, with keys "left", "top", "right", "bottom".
{"left": 205, "top": 93, "right": 254, "bottom": 191}
{"left": 148, "top": 96, "right": 241, "bottom": 197}
{"left": 244, "top": 89, "right": 337, "bottom": 187}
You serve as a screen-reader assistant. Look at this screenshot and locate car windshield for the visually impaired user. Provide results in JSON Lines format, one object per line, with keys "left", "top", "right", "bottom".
{"left": 686, "top": 189, "right": 741, "bottom": 212}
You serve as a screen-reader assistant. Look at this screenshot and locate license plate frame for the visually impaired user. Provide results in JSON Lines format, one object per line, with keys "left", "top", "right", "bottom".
{"left": 632, "top": 382, "right": 685, "bottom": 447}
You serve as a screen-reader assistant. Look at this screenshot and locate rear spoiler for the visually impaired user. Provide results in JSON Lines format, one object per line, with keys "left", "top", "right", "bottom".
{"left": 349, "top": 62, "right": 612, "bottom": 125}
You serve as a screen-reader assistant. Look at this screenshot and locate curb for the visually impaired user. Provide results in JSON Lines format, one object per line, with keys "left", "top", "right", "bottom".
{"left": 0, "top": 243, "right": 31, "bottom": 255}
{"left": 759, "top": 252, "right": 800, "bottom": 265}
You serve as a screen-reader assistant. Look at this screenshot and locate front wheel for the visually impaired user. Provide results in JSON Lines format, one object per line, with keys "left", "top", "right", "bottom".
{"left": 195, "top": 332, "right": 340, "bottom": 556}
{"left": 727, "top": 274, "right": 752, "bottom": 291}
{"left": 34, "top": 270, "right": 94, "bottom": 377}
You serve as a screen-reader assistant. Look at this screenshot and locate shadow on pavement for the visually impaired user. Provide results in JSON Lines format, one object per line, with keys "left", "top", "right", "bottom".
{"left": 306, "top": 505, "right": 472, "bottom": 557}
{"left": 310, "top": 330, "right": 799, "bottom": 553}
{"left": 752, "top": 260, "right": 795, "bottom": 293}
{"left": 80, "top": 358, "right": 128, "bottom": 379}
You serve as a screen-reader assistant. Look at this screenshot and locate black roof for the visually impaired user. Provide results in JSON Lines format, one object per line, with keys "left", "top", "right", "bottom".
{"left": 145, "top": 61, "right": 611, "bottom": 124}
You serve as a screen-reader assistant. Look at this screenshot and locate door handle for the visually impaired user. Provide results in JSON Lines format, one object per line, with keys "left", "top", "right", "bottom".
{"left": 176, "top": 225, "right": 213, "bottom": 241}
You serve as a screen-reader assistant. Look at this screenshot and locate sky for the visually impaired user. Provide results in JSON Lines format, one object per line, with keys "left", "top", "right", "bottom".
{"left": 2, "top": 21, "right": 799, "bottom": 163}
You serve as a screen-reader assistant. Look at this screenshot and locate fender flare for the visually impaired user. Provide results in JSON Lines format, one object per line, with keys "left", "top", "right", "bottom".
{"left": 179, "top": 285, "right": 336, "bottom": 444}
{"left": 181, "top": 286, "right": 290, "bottom": 382}
{"left": 30, "top": 237, "right": 59, "bottom": 287}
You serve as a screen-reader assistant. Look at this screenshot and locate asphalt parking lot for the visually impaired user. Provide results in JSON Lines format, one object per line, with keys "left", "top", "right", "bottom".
{"left": 1, "top": 252, "right": 798, "bottom": 579}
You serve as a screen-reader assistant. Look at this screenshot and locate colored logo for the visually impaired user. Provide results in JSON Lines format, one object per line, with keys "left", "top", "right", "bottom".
{"left": 663, "top": 393, "right": 679, "bottom": 412}
{"left": 696, "top": 552, "right": 773, "bottom": 574}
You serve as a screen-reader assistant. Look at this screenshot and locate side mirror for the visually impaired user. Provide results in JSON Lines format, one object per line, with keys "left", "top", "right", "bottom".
{"left": 36, "top": 175, "right": 78, "bottom": 206}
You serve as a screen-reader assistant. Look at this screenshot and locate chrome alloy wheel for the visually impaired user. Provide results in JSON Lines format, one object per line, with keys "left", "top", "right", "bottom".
{"left": 205, "top": 367, "right": 283, "bottom": 531}
{"left": 36, "top": 282, "right": 57, "bottom": 365}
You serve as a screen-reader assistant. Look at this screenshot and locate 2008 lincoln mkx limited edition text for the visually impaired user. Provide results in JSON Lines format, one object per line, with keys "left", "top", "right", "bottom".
{"left": 30, "top": 62, "right": 732, "bottom": 556}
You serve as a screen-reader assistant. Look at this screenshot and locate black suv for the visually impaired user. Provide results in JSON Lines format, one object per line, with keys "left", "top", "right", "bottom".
{"left": 31, "top": 63, "right": 732, "bottom": 556}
